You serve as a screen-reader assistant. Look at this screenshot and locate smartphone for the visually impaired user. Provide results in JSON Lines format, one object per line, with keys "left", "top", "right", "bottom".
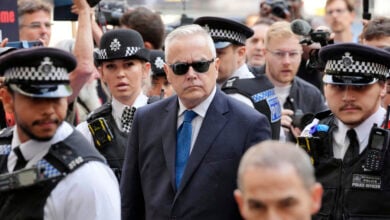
{"left": 88, "top": 117, "right": 114, "bottom": 148}
{"left": 6, "top": 41, "right": 43, "bottom": 49}
{"left": 364, "top": 126, "right": 389, "bottom": 172}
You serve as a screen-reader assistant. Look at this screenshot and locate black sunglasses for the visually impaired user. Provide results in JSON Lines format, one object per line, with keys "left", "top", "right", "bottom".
{"left": 169, "top": 58, "right": 215, "bottom": 75}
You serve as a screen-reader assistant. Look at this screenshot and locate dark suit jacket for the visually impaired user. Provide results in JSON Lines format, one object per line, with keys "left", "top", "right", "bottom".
{"left": 120, "top": 89, "right": 271, "bottom": 220}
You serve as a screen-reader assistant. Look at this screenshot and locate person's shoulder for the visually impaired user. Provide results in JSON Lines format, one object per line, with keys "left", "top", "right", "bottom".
{"left": 86, "top": 102, "right": 112, "bottom": 122}
{"left": 62, "top": 161, "right": 119, "bottom": 189}
{"left": 224, "top": 92, "right": 266, "bottom": 118}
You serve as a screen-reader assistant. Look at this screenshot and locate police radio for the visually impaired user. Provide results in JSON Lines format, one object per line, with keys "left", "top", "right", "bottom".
{"left": 363, "top": 124, "right": 390, "bottom": 172}
{"left": 297, "top": 136, "right": 321, "bottom": 166}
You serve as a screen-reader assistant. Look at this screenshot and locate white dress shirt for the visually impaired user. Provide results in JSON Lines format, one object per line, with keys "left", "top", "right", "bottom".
{"left": 177, "top": 86, "right": 216, "bottom": 153}
{"left": 7, "top": 122, "right": 121, "bottom": 220}
{"left": 333, "top": 107, "right": 386, "bottom": 159}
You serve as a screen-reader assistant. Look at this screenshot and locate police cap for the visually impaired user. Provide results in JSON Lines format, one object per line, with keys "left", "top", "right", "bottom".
{"left": 0, "top": 47, "right": 76, "bottom": 98}
{"left": 320, "top": 43, "right": 390, "bottom": 85}
{"left": 95, "top": 29, "right": 150, "bottom": 63}
{"left": 193, "top": 16, "right": 254, "bottom": 49}
{"left": 150, "top": 49, "right": 165, "bottom": 77}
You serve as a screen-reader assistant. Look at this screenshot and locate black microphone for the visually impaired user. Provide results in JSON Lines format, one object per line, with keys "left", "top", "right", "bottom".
{"left": 290, "top": 19, "right": 312, "bottom": 36}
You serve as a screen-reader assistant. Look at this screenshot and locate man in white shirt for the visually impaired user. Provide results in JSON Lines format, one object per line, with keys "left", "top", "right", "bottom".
{"left": 0, "top": 47, "right": 120, "bottom": 219}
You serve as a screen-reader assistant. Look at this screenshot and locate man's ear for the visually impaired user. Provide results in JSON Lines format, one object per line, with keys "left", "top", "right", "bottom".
{"left": 142, "top": 62, "right": 151, "bottom": 80}
{"left": 237, "top": 46, "right": 246, "bottom": 59}
{"left": 144, "top": 42, "right": 154, "bottom": 50}
{"left": 310, "top": 183, "right": 324, "bottom": 215}
{"left": 0, "top": 88, "right": 14, "bottom": 113}
{"left": 234, "top": 189, "right": 245, "bottom": 216}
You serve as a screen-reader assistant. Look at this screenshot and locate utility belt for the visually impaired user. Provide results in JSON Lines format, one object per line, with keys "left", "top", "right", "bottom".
{"left": 298, "top": 123, "right": 390, "bottom": 173}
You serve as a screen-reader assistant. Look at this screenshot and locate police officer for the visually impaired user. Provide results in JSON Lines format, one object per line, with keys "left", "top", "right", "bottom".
{"left": 194, "top": 16, "right": 282, "bottom": 140}
{"left": 76, "top": 29, "right": 151, "bottom": 180}
{"left": 145, "top": 49, "right": 174, "bottom": 98}
{"left": 299, "top": 43, "right": 390, "bottom": 219}
{"left": 0, "top": 47, "right": 120, "bottom": 219}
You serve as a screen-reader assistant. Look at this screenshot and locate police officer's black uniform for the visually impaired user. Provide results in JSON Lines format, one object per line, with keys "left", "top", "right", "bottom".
{"left": 298, "top": 43, "right": 390, "bottom": 219}
{"left": 0, "top": 47, "right": 115, "bottom": 219}
{"left": 82, "top": 29, "right": 152, "bottom": 180}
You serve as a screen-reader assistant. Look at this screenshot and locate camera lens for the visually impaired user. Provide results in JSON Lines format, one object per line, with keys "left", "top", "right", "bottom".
{"left": 272, "top": 5, "right": 287, "bottom": 19}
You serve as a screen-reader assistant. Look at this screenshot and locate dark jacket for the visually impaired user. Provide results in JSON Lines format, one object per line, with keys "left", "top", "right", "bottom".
{"left": 120, "top": 89, "right": 271, "bottom": 220}
{"left": 0, "top": 128, "right": 105, "bottom": 220}
{"left": 308, "top": 113, "right": 390, "bottom": 219}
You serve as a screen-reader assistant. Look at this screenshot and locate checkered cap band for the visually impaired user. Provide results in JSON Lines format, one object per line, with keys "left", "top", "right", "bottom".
{"left": 97, "top": 47, "right": 141, "bottom": 60}
{"left": 209, "top": 28, "right": 246, "bottom": 45}
{"left": 4, "top": 66, "right": 69, "bottom": 84}
{"left": 325, "top": 59, "right": 388, "bottom": 79}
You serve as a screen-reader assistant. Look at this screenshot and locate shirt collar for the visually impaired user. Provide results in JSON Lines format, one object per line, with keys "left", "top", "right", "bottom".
{"left": 11, "top": 121, "right": 74, "bottom": 161}
{"left": 178, "top": 86, "right": 217, "bottom": 118}
{"left": 337, "top": 107, "right": 386, "bottom": 145}
{"left": 111, "top": 93, "right": 148, "bottom": 119}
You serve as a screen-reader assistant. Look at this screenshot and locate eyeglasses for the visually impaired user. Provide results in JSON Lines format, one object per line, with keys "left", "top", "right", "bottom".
{"left": 267, "top": 50, "right": 302, "bottom": 59}
{"left": 326, "top": 8, "right": 348, "bottom": 15}
{"left": 20, "top": 22, "right": 53, "bottom": 29}
{"left": 169, "top": 58, "right": 215, "bottom": 75}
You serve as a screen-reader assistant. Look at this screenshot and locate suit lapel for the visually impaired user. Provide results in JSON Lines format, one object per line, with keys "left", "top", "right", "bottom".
{"left": 161, "top": 97, "right": 179, "bottom": 191}
{"left": 175, "top": 90, "right": 229, "bottom": 196}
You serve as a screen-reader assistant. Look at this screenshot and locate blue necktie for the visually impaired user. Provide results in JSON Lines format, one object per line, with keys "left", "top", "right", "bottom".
{"left": 175, "top": 110, "right": 197, "bottom": 188}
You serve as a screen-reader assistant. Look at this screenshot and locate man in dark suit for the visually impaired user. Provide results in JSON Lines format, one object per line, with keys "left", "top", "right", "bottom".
{"left": 120, "top": 24, "right": 271, "bottom": 220}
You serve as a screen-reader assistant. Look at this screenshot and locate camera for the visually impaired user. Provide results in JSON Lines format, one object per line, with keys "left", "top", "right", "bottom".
{"left": 263, "top": 0, "right": 290, "bottom": 19}
{"left": 310, "top": 30, "right": 331, "bottom": 47}
{"left": 291, "top": 109, "right": 304, "bottom": 128}
{"left": 291, "top": 110, "right": 315, "bottom": 130}
{"left": 96, "top": 1, "right": 126, "bottom": 26}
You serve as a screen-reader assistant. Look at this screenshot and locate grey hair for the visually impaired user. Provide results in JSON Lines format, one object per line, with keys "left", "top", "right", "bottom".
{"left": 164, "top": 24, "right": 216, "bottom": 60}
{"left": 18, "top": 0, "right": 52, "bottom": 26}
{"left": 237, "top": 140, "right": 316, "bottom": 191}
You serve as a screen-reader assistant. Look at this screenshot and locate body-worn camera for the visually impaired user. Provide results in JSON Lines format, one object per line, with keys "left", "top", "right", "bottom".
{"left": 88, "top": 117, "right": 114, "bottom": 148}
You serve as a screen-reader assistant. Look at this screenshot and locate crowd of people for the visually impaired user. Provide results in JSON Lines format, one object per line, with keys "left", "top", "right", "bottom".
{"left": 0, "top": 0, "right": 390, "bottom": 219}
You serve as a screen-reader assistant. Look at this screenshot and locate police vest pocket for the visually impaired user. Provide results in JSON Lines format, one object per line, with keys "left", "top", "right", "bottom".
{"left": 314, "top": 188, "right": 336, "bottom": 219}
{"left": 346, "top": 188, "right": 390, "bottom": 218}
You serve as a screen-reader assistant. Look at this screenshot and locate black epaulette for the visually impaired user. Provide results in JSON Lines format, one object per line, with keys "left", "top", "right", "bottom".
{"left": 222, "top": 77, "right": 240, "bottom": 89}
{"left": 314, "top": 110, "right": 333, "bottom": 121}
{"left": 44, "top": 130, "right": 106, "bottom": 174}
{"left": 86, "top": 102, "right": 112, "bottom": 123}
